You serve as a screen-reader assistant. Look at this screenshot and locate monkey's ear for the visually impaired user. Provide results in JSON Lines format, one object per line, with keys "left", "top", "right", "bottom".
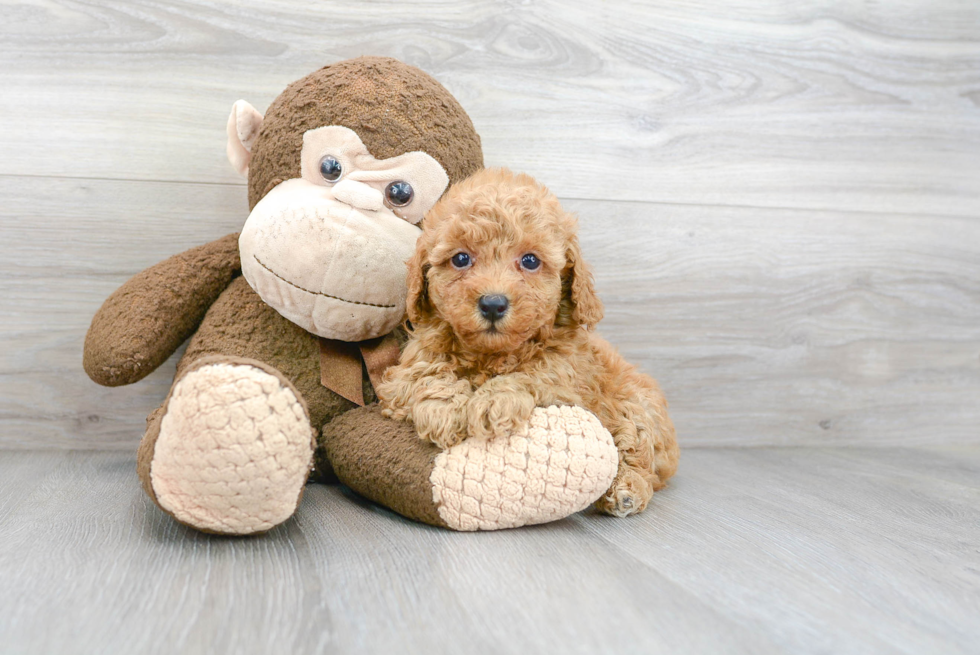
{"left": 226, "top": 100, "right": 264, "bottom": 178}
{"left": 405, "top": 240, "right": 433, "bottom": 325}
{"left": 558, "top": 233, "right": 604, "bottom": 330}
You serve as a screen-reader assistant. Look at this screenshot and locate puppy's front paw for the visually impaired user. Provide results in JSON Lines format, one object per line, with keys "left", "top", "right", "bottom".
{"left": 467, "top": 388, "right": 536, "bottom": 440}
{"left": 413, "top": 397, "right": 469, "bottom": 450}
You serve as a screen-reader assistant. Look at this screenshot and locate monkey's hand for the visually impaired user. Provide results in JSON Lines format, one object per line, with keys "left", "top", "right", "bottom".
{"left": 83, "top": 233, "right": 241, "bottom": 387}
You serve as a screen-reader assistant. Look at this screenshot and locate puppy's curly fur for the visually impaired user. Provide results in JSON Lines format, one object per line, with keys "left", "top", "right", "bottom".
{"left": 378, "top": 168, "right": 679, "bottom": 516}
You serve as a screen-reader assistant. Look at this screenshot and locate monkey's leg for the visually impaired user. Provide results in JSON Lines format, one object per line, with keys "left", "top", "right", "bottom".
{"left": 137, "top": 355, "right": 315, "bottom": 535}
{"left": 321, "top": 405, "right": 619, "bottom": 531}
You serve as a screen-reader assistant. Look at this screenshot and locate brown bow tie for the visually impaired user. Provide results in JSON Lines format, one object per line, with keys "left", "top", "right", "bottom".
{"left": 318, "top": 333, "right": 402, "bottom": 406}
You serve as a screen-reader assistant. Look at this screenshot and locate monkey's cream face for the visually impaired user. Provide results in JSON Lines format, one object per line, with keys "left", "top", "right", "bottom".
{"left": 239, "top": 126, "right": 449, "bottom": 341}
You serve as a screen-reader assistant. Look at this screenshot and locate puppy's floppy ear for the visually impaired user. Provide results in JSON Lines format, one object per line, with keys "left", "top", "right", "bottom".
{"left": 558, "top": 233, "right": 604, "bottom": 330}
{"left": 405, "top": 236, "right": 432, "bottom": 325}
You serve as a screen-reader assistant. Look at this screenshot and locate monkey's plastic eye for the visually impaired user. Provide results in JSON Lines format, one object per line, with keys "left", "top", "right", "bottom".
{"left": 451, "top": 252, "right": 472, "bottom": 269}
{"left": 385, "top": 181, "right": 414, "bottom": 207}
{"left": 520, "top": 253, "right": 541, "bottom": 271}
{"left": 319, "top": 155, "right": 342, "bottom": 182}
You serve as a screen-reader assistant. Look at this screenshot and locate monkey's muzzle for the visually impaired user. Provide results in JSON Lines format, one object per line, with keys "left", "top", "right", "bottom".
{"left": 239, "top": 178, "right": 421, "bottom": 341}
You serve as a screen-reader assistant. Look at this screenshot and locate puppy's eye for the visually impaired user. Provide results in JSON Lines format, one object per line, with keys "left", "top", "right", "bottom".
{"left": 450, "top": 252, "right": 472, "bottom": 269}
{"left": 319, "top": 155, "right": 343, "bottom": 182}
{"left": 520, "top": 253, "right": 541, "bottom": 271}
{"left": 385, "top": 181, "right": 414, "bottom": 207}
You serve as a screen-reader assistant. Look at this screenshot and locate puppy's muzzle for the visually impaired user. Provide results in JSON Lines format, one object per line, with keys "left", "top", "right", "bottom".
{"left": 478, "top": 294, "right": 509, "bottom": 323}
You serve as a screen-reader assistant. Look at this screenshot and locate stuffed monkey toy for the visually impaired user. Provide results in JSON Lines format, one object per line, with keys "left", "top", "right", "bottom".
{"left": 84, "top": 57, "right": 618, "bottom": 534}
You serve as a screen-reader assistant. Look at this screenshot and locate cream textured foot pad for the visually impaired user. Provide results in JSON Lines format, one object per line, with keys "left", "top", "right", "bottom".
{"left": 151, "top": 363, "right": 315, "bottom": 534}
{"left": 430, "top": 406, "right": 619, "bottom": 531}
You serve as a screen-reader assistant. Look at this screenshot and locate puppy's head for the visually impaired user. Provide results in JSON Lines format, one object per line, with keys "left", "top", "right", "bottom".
{"left": 407, "top": 168, "right": 603, "bottom": 353}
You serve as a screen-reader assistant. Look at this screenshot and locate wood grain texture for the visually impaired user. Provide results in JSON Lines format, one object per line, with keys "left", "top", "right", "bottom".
{"left": 0, "top": 448, "right": 976, "bottom": 655}
{"left": 577, "top": 198, "right": 980, "bottom": 447}
{"left": 2, "top": 175, "right": 977, "bottom": 448}
{"left": 0, "top": 2, "right": 978, "bottom": 447}
{"left": 0, "top": 176, "right": 248, "bottom": 449}
{"left": 1, "top": 0, "right": 978, "bottom": 215}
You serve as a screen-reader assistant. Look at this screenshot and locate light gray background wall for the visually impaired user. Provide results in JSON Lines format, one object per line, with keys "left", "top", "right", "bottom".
{"left": 2, "top": 1, "right": 978, "bottom": 449}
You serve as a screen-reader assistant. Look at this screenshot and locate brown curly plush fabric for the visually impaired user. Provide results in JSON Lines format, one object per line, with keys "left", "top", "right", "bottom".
{"left": 83, "top": 233, "right": 241, "bottom": 387}
{"left": 179, "top": 276, "right": 369, "bottom": 434}
{"left": 319, "top": 405, "right": 448, "bottom": 528}
{"left": 248, "top": 56, "right": 483, "bottom": 209}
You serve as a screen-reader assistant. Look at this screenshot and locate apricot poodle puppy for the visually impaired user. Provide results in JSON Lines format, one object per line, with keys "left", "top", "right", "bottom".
{"left": 377, "top": 168, "right": 679, "bottom": 516}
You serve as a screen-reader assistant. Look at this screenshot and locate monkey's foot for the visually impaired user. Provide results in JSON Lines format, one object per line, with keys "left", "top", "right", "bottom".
{"left": 432, "top": 406, "right": 619, "bottom": 530}
{"left": 322, "top": 404, "right": 619, "bottom": 531}
{"left": 144, "top": 358, "right": 315, "bottom": 535}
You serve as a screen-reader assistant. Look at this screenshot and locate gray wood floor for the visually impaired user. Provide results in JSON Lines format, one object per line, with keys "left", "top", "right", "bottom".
{"left": 2, "top": 1, "right": 979, "bottom": 654}
{"left": 1, "top": 448, "right": 977, "bottom": 655}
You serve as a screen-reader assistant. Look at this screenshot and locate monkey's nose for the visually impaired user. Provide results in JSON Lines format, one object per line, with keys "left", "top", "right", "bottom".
{"left": 478, "top": 295, "right": 509, "bottom": 322}
{"left": 331, "top": 179, "right": 384, "bottom": 212}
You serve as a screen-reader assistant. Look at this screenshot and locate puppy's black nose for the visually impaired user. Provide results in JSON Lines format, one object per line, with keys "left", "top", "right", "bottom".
{"left": 478, "top": 294, "right": 509, "bottom": 322}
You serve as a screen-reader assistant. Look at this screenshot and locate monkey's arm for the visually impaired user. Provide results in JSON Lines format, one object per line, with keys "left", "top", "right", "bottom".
{"left": 83, "top": 233, "right": 241, "bottom": 386}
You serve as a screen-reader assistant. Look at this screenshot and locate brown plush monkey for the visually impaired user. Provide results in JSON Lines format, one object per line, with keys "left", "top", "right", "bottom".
{"left": 84, "top": 57, "right": 618, "bottom": 534}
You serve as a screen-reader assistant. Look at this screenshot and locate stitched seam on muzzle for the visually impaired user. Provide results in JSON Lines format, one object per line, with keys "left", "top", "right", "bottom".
{"left": 253, "top": 255, "right": 397, "bottom": 309}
